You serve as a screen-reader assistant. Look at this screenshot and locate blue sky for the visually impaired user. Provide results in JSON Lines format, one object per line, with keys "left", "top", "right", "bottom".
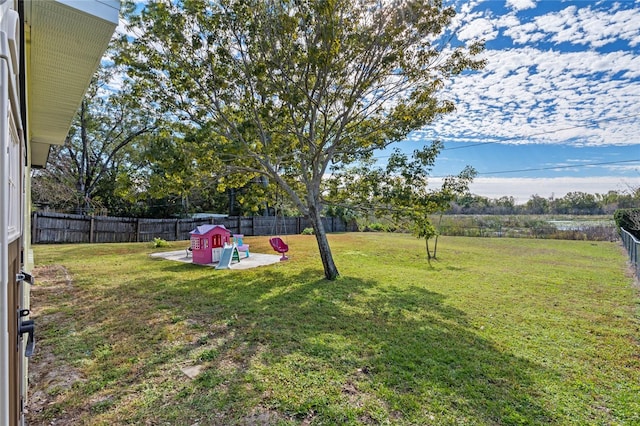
{"left": 119, "top": 1, "right": 640, "bottom": 204}
{"left": 408, "top": 0, "right": 640, "bottom": 203}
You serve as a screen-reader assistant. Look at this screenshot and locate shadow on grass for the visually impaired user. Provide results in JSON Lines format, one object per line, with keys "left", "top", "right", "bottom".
{"left": 129, "top": 264, "right": 553, "bottom": 424}
{"left": 30, "top": 261, "right": 555, "bottom": 425}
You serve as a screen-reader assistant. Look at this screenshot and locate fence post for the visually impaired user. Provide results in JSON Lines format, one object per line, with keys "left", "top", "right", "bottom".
{"left": 175, "top": 219, "right": 180, "bottom": 241}
{"left": 90, "top": 217, "right": 95, "bottom": 243}
{"left": 136, "top": 218, "right": 140, "bottom": 242}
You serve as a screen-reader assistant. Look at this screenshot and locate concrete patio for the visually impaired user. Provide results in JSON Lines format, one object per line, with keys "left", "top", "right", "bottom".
{"left": 149, "top": 250, "right": 284, "bottom": 270}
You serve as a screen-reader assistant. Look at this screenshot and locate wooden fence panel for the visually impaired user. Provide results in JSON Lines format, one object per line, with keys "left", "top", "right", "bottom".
{"left": 138, "top": 218, "right": 177, "bottom": 242}
{"left": 215, "top": 218, "right": 236, "bottom": 234}
{"left": 31, "top": 211, "right": 351, "bottom": 244}
{"left": 32, "top": 212, "right": 90, "bottom": 243}
{"left": 93, "top": 216, "right": 137, "bottom": 243}
{"left": 253, "top": 216, "right": 275, "bottom": 236}
{"left": 178, "top": 219, "right": 212, "bottom": 240}
{"left": 242, "top": 217, "right": 255, "bottom": 235}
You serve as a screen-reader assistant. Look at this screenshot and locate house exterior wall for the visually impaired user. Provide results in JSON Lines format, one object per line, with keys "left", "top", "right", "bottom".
{"left": 1, "top": 2, "right": 26, "bottom": 423}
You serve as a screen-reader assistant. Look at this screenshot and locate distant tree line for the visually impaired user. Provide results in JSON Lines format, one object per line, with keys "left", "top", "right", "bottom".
{"left": 449, "top": 190, "right": 640, "bottom": 216}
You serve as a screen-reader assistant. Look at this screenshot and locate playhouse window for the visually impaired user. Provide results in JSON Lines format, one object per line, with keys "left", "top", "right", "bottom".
{"left": 191, "top": 237, "right": 200, "bottom": 250}
{"left": 203, "top": 238, "right": 209, "bottom": 249}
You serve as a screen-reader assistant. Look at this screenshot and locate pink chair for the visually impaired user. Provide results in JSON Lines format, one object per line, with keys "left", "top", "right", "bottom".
{"left": 269, "top": 237, "right": 289, "bottom": 260}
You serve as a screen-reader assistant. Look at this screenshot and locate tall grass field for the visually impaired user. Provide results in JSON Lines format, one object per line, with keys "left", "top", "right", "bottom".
{"left": 28, "top": 234, "right": 639, "bottom": 425}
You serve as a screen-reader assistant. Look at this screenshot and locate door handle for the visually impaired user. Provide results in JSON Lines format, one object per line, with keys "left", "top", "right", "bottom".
{"left": 18, "top": 309, "right": 35, "bottom": 357}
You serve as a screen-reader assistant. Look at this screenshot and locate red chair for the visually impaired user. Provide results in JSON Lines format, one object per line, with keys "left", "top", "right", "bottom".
{"left": 269, "top": 237, "right": 289, "bottom": 260}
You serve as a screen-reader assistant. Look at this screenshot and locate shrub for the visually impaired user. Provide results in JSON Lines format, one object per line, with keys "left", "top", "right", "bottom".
{"left": 301, "top": 227, "right": 314, "bottom": 235}
{"left": 366, "top": 222, "right": 387, "bottom": 232}
{"left": 151, "top": 237, "right": 170, "bottom": 248}
{"left": 614, "top": 208, "right": 640, "bottom": 238}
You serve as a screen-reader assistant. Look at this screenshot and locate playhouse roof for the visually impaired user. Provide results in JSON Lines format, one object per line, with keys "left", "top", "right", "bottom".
{"left": 190, "top": 224, "right": 230, "bottom": 236}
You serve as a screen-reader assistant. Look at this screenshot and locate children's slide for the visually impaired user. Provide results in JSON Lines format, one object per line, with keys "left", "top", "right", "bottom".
{"left": 215, "top": 245, "right": 240, "bottom": 270}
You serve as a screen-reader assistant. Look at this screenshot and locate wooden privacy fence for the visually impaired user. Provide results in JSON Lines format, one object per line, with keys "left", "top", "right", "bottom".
{"left": 31, "top": 211, "right": 354, "bottom": 244}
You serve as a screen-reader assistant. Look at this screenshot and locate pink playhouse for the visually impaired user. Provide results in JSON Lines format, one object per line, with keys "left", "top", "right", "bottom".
{"left": 189, "top": 224, "right": 231, "bottom": 265}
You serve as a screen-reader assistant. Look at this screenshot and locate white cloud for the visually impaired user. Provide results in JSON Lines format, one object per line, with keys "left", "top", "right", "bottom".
{"left": 491, "top": 3, "right": 640, "bottom": 49}
{"left": 458, "top": 17, "right": 499, "bottom": 42}
{"left": 426, "top": 43, "right": 640, "bottom": 147}
{"left": 503, "top": 20, "right": 546, "bottom": 44}
{"left": 534, "top": 6, "right": 640, "bottom": 48}
{"left": 506, "top": 0, "right": 536, "bottom": 12}
{"left": 444, "top": 1, "right": 640, "bottom": 151}
{"left": 426, "top": 175, "right": 640, "bottom": 203}
{"left": 467, "top": 176, "right": 640, "bottom": 203}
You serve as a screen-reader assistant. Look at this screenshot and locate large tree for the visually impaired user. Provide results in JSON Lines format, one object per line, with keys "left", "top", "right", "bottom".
{"left": 119, "top": 0, "right": 485, "bottom": 279}
{"left": 32, "top": 67, "right": 159, "bottom": 215}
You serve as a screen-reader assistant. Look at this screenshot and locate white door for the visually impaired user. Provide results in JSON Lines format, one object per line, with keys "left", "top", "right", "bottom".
{"left": 2, "top": 15, "right": 28, "bottom": 423}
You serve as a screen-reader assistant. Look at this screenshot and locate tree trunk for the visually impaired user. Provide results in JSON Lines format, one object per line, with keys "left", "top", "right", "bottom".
{"left": 433, "top": 214, "right": 443, "bottom": 259}
{"left": 308, "top": 202, "right": 339, "bottom": 280}
{"left": 425, "top": 238, "right": 432, "bottom": 260}
{"left": 432, "top": 235, "right": 439, "bottom": 259}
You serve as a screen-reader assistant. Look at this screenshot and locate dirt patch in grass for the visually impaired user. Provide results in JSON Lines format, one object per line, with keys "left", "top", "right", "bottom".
{"left": 27, "top": 351, "right": 85, "bottom": 421}
{"left": 26, "top": 265, "right": 86, "bottom": 425}
{"left": 241, "top": 408, "right": 292, "bottom": 425}
{"left": 33, "top": 264, "right": 73, "bottom": 287}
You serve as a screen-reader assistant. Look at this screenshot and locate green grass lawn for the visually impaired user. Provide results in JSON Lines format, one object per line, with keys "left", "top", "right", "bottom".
{"left": 28, "top": 234, "right": 639, "bottom": 425}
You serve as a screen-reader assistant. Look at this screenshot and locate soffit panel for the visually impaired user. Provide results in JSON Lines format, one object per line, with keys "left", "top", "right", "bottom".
{"left": 26, "top": 0, "right": 118, "bottom": 167}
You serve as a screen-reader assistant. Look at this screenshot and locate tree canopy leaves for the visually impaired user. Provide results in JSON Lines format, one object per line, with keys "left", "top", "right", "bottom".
{"left": 32, "top": 67, "right": 159, "bottom": 214}
{"left": 117, "top": 0, "right": 485, "bottom": 279}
